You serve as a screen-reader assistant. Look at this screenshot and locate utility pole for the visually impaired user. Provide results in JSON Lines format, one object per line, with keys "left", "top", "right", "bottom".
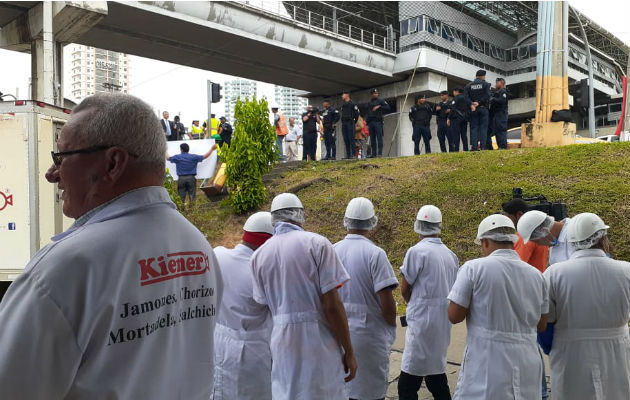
{"left": 623, "top": 54, "right": 630, "bottom": 134}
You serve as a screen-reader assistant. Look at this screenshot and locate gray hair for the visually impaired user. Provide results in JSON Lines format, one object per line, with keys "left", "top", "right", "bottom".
{"left": 72, "top": 93, "right": 166, "bottom": 167}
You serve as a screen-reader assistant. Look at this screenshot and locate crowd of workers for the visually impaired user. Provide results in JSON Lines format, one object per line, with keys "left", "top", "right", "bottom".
{"left": 0, "top": 93, "right": 628, "bottom": 400}
{"left": 161, "top": 110, "right": 234, "bottom": 146}
{"left": 271, "top": 69, "right": 509, "bottom": 161}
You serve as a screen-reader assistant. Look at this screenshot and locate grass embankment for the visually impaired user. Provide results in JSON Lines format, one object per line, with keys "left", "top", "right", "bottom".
{"left": 181, "top": 142, "right": 630, "bottom": 312}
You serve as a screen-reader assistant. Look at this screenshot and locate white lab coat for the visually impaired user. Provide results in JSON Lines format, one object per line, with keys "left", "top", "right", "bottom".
{"left": 334, "top": 234, "right": 399, "bottom": 399}
{"left": 549, "top": 217, "right": 574, "bottom": 265}
{"left": 251, "top": 222, "right": 350, "bottom": 400}
{"left": 400, "top": 238, "right": 459, "bottom": 376}
{"left": 544, "top": 249, "right": 630, "bottom": 400}
{"left": 0, "top": 187, "right": 223, "bottom": 400}
{"left": 212, "top": 244, "right": 272, "bottom": 400}
{"left": 448, "top": 249, "right": 548, "bottom": 399}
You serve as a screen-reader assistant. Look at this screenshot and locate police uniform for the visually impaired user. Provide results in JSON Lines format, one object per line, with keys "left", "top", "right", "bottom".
{"left": 409, "top": 100, "right": 433, "bottom": 155}
{"left": 340, "top": 98, "right": 360, "bottom": 159}
{"left": 218, "top": 120, "right": 233, "bottom": 148}
{"left": 434, "top": 93, "right": 451, "bottom": 152}
{"left": 321, "top": 105, "right": 340, "bottom": 160}
{"left": 447, "top": 90, "right": 471, "bottom": 152}
{"left": 465, "top": 70, "right": 491, "bottom": 150}
{"left": 366, "top": 90, "right": 391, "bottom": 157}
{"left": 490, "top": 87, "right": 508, "bottom": 149}
{"left": 301, "top": 111, "right": 318, "bottom": 161}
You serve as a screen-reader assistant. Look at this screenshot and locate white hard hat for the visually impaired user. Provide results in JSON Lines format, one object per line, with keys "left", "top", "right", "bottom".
{"left": 243, "top": 211, "right": 274, "bottom": 235}
{"left": 345, "top": 197, "right": 375, "bottom": 220}
{"left": 517, "top": 210, "right": 548, "bottom": 243}
{"left": 566, "top": 213, "right": 609, "bottom": 242}
{"left": 270, "top": 193, "right": 303, "bottom": 212}
{"left": 477, "top": 214, "right": 515, "bottom": 240}
{"left": 416, "top": 205, "right": 442, "bottom": 223}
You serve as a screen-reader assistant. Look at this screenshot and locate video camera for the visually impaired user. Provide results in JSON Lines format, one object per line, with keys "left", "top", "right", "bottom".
{"left": 512, "top": 187, "right": 568, "bottom": 221}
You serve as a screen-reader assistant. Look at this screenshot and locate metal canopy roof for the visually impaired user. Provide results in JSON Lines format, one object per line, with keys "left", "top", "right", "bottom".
{"left": 448, "top": 1, "right": 629, "bottom": 67}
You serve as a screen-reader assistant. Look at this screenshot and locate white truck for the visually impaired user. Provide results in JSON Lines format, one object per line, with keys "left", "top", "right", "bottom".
{"left": 0, "top": 100, "right": 73, "bottom": 298}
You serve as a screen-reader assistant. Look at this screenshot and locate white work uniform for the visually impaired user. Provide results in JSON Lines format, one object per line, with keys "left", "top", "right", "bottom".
{"left": 334, "top": 234, "right": 399, "bottom": 399}
{"left": 212, "top": 244, "right": 272, "bottom": 400}
{"left": 544, "top": 249, "right": 630, "bottom": 400}
{"left": 400, "top": 238, "right": 459, "bottom": 376}
{"left": 0, "top": 187, "right": 223, "bottom": 400}
{"left": 549, "top": 217, "right": 574, "bottom": 265}
{"left": 448, "top": 249, "right": 548, "bottom": 399}
{"left": 251, "top": 222, "right": 350, "bottom": 400}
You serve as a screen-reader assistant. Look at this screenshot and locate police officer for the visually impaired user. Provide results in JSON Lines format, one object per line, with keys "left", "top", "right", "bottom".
{"left": 465, "top": 69, "right": 491, "bottom": 151}
{"left": 366, "top": 88, "right": 391, "bottom": 158}
{"left": 340, "top": 91, "right": 360, "bottom": 159}
{"left": 447, "top": 87, "right": 471, "bottom": 152}
{"left": 408, "top": 94, "right": 433, "bottom": 155}
{"left": 434, "top": 90, "right": 451, "bottom": 152}
{"left": 490, "top": 78, "right": 509, "bottom": 150}
{"left": 301, "top": 105, "right": 320, "bottom": 161}
{"left": 217, "top": 116, "right": 233, "bottom": 147}
{"left": 321, "top": 99, "right": 340, "bottom": 160}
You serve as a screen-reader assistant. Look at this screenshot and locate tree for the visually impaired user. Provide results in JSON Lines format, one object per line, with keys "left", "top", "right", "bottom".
{"left": 223, "top": 96, "right": 278, "bottom": 213}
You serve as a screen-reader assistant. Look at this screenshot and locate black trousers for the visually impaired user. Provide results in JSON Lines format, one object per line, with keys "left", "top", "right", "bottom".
{"left": 324, "top": 127, "right": 336, "bottom": 159}
{"left": 368, "top": 120, "right": 384, "bottom": 156}
{"left": 398, "top": 371, "right": 451, "bottom": 400}
{"left": 302, "top": 131, "right": 317, "bottom": 160}
{"left": 341, "top": 120, "right": 355, "bottom": 158}
{"left": 412, "top": 124, "right": 431, "bottom": 155}
{"left": 437, "top": 121, "right": 448, "bottom": 152}
{"left": 448, "top": 119, "right": 468, "bottom": 152}
{"left": 177, "top": 175, "right": 197, "bottom": 203}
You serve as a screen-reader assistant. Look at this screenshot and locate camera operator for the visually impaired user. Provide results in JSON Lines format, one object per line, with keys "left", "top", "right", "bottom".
{"left": 502, "top": 199, "right": 549, "bottom": 272}
{"left": 302, "top": 105, "right": 321, "bottom": 161}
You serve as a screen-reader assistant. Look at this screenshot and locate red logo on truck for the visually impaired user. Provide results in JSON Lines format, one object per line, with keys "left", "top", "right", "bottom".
{"left": 138, "top": 251, "right": 210, "bottom": 286}
{"left": 0, "top": 191, "right": 13, "bottom": 211}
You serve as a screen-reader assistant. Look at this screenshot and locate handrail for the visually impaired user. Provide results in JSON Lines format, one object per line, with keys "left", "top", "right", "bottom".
{"left": 234, "top": 1, "right": 396, "bottom": 53}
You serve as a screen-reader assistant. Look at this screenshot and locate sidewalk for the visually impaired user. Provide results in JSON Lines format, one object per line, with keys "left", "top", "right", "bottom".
{"left": 384, "top": 321, "right": 552, "bottom": 399}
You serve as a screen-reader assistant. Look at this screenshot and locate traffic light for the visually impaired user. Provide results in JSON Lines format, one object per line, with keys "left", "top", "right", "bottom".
{"left": 211, "top": 83, "right": 222, "bottom": 103}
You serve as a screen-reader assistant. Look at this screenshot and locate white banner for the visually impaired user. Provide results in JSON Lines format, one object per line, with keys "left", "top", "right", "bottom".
{"left": 166, "top": 139, "right": 217, "bottom": 181}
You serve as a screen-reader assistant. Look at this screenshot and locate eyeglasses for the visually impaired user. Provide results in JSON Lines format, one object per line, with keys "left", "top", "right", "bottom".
{"left": 50, "top": 145, "right": 112, "bottom": 166}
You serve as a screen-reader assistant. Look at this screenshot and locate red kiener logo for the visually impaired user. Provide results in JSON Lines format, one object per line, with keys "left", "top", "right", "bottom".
{"left": 138, "top": 251, "right": 210, "bottom": 286}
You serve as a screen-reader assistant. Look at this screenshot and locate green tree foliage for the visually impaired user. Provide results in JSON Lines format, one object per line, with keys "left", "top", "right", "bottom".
{"left": 164, "top": 168, "right": 183, "bottom": 210}
{"left": 223, "top": 96, "right": 278, "bottom": 213}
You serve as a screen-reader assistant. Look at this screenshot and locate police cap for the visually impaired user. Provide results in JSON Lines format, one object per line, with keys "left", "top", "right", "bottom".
{"left": 453, "top": 87, "right": 464, "bottom": 93}
{"left": 220, "top": 116, "right": 226, "bottom": 120}
{"left": 440, "top": 90, "right": 449, "bottom": 95}
{"left": 415, "top": 94, "right": 426, "bottom": 101}
{"left": 476, "top": 69, "right": 486, "bottom": 77}
{"left": 370, "top": 88, "right": 379, "bottom": 94}
{"left": 496, "top": 77, "right": 505, "bottom": 83}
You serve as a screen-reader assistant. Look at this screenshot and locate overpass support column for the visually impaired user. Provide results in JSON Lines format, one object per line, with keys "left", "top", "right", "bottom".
{"left": 522, "top": 1, "right": 575, "bottom": 147}
{"left": 30, "top": 2, "right": 57, "bottom": 104}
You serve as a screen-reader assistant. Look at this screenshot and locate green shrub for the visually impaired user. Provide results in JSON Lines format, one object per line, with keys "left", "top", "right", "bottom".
{"left": 164, "top": 168, "right": 182, "bottom": 210}
{"left": 223, "top": 96, "right": 278, "bottom": 213}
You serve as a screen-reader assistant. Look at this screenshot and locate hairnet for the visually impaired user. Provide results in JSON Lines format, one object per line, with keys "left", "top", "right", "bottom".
{"left": 569, "top": 228, "right": 607, "bottom": 250}
{"left": 475, "top": 226, "right": 518, "bottom": 245}
{"left": 344, "top": 216, "right": 378, "bottom": 231}
{"left": 271, "top": 208, "right": 305, "bottom": 225}
{"left": 529, "top": 216, "right": 554, "bottom": 241}
{"left": 414, "top": 220, "right": 442, "bottom": 236}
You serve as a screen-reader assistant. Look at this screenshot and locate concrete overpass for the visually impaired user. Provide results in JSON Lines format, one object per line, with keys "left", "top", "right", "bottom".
{"left": 0, "top": 1, "right": 398, "bottom": 96}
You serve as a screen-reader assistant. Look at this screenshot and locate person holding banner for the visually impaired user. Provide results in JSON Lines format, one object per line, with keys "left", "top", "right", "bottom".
{"left": 166, "top": 142, "right": 215, "bottom": 206}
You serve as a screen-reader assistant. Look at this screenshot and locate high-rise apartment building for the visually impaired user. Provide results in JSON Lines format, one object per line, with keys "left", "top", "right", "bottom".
{"left": 224, "top": 79, "right": 257, "bottom": 123}
{"left": 274, "top": 86, "right": 307, "bottom": 122}
{"left": 66, "top": 44, "right": 130, "bottom": 101}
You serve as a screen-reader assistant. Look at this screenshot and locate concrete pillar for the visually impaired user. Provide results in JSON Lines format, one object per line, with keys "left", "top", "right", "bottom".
{"left": 31, "top": 2, "right": 55, "bottom": 104}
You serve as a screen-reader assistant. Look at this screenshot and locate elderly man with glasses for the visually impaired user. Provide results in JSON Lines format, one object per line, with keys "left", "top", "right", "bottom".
{"left": 0, "top": 93, "right": 223, "bottom": 400}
